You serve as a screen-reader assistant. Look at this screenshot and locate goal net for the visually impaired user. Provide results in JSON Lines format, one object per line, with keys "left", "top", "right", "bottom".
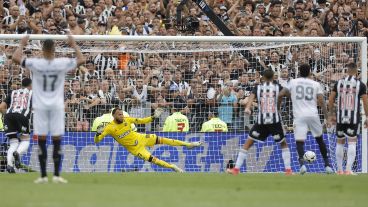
{"left": 0, "top": 35, "right": 366, "bottom": 173}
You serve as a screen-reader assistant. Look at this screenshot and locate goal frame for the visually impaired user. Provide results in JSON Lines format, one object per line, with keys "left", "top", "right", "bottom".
{"left": 0, "top": 34, "right": 366, "bottom": 173}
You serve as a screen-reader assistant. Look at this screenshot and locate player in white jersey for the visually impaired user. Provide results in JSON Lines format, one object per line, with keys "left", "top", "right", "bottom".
{"left": 278, "top": 63, "right": 333, "bottom": 174}
{"left": 12, "top": 35, "right": 85, "bottom": 183}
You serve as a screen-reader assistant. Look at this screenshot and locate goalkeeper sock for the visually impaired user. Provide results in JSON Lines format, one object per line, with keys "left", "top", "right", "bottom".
{"left": 296, "top": 141, "right": 305, "bottom": 166}
{"left": 235, "top": 149, "right": 247, "bottom": 169}
{"left": 346, "top": 142, "right": 357, "bottom": 172}
{"left": 38, "top": 139, "right": 47, "bottom": 177}
{"left": 315, "top": 136, "right": 330, "bottom": 167}
{"left": 150, "top": 156, "right": 173, "bottom": 169}
{"left": 159, "top": 137, "right": 190, "bottom": 147}
{"left": 52, "top": 139, "right": 62, "bottom": 176}
{"left": 336, "top": 143, "right": 344, "bottom": 172}
{"left": 281, "top": 147, "right": 291, "bottom": 169}
{"left": 7, "top": 139, "right": 19, "bottom": 167}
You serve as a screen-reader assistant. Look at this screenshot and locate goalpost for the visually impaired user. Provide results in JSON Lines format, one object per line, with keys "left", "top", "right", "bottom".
{"left": 0, "top": 35, "right": 366, "bottom": 173}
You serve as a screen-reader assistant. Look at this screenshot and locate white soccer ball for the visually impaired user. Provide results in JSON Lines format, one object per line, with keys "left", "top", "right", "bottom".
{"left": 303, "top": 151, "right": 316, "bottom": 163}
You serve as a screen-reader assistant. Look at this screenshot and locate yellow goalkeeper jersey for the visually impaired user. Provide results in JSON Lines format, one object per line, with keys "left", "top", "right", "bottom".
{"left": 201, "top": 118, "right": 228, "bottom": 132}
{"left": 163, "top": 112, "right": 189, "bottom": 132}
{"left": 94, "top": 116, "right": 153, "bottom": 146}
{"left": 91, "top": 111, "right": 136, "bottom": 132}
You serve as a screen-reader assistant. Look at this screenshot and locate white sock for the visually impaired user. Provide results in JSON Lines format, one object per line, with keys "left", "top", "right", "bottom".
{"left": 16, "top": 139, "right": 30, "bottom": 155}
{"left": 7, "top": 139, "right": 19, "bottom": 167}
{"left": 336, "top": 143, "right": 344, "bottom": 171}
{"left": 235, "top": 149, "right": 247, "bottom": 169}
{"left": 346, "top": 142, "right": 357, "bottom": 172}
{"left": 281, "top": 148, "right": 291, "bottom": 169}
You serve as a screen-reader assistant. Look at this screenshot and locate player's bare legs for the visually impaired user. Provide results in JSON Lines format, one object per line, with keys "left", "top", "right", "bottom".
{"left": 35, "top": 135, "right": 48, "bottom": 184}
{"left": 156, "top": 136, "right": 201, "bottom": 149}
{"left": 51, "top": 136, "right": 68, "bottom": 183}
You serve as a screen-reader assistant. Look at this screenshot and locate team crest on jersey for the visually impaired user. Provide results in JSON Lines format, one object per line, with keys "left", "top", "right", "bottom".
{"left": 251, "top": 131, "right": 260, "bottom": 138}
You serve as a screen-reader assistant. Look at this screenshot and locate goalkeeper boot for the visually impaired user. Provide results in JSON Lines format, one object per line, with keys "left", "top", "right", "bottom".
{"left": 34, "top": 177, "right": 48, "bottom": 184}
{"left": 13, "top": 151, "right": 21, "bottom": 169}
{"left": 344, "top": 171, "right": 358, "bottom": 176}
{"left": 187, "top": 141, "right": 202, "bottom": 149}
{"left": 172, "top": 164, "right": 184, "bottom": 173}
{"left": 285, "top": 168, "right": 293, "bottom": 176}
{"left": 300, "top": 165, "right": 307, "bottom": 175}
{"left": 325, "top": 166, "right": 334, "bottom": 174}
{"left": 6, "top": 165, "right": 15, "bottom": 174}
{"left": 52, "top": 176, "right": 68, "bottom": 184}
{"left": 226, "top": 168, "right": 240, "bottom": 175}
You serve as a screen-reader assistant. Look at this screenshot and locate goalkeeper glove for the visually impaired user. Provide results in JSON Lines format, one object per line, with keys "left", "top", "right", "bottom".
{"left": 95, "top": 124, "right": 104, "bottom": 136}
{"left": 153, "top": 108, "right": 164, "bottom": 118}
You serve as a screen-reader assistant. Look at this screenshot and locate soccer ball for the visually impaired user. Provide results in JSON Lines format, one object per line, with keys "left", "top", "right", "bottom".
{"left": 303, "top": 151, "right": 316, "bottom": 163}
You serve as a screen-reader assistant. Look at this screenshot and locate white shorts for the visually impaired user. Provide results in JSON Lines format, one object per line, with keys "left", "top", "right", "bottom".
{"left": 294, "top": 116, "right": 323, "bottom": 141}
{"left": 33, "top": 108, "right": 65, "bottom": 136}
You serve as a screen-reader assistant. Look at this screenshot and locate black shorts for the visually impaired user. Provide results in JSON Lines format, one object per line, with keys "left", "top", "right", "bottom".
{"left": 248, "top": 122, "right": 285, "bottom": 143}
{"left": 336, "top": 123, "right": 360, "bottom": 138}
{"left": 4, "top": 113, "right": 30, "bottom": 138}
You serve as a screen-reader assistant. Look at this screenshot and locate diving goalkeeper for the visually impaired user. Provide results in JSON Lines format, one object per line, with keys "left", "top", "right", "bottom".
{"left": 94, "top": 107, "right": 201, "bottom": 172}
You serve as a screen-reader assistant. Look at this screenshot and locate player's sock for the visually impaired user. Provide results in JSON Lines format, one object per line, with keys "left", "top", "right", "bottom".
{"left": 281, "top": 147, "right": 291, "bottom": 169}
{"left": 235, "top": 149, "right": 247, "bottom": 169}
{"left": 346, "top": 142, "right": 357, "bottom": 172}
{"left": 315, "top": 136, "right": 330, "bottom": 167}
{"left": 336, "top": 143, "right": 344, "bottom": 172}
{"left": 53, "top": 139, "right": 62, "bottom": 177}
{"left": 159, "top": 137, "right": 190, "bottom": 147}
{"left": 38, "top": 139, "right": 47, "bottom": 178}
{"left": 149, "top": 156, "right": 173, "bottom": 169}
{"left": 16, "top": 139, "right": 30, "bottom": 155}
{"left": 296, "top": 141, "right": 305, "bottom": 166}
{"left": 7, "top": 139, "right": 19, "bottom": 167}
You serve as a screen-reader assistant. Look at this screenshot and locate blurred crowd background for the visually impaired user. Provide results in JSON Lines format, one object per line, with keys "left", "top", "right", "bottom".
{"left": 0, "top": 0, "right": 365, "bottom": 132}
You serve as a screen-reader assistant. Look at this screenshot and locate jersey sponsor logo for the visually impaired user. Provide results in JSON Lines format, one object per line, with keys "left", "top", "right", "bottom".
{"left": 118, "top": 130, "right": 130, "bottom": 139}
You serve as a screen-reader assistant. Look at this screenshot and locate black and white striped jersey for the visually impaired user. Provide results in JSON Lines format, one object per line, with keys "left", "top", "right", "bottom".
{"left": 5, "top": 88, "right": 32, "bottom": 119}
{"left": 2, "top": 15, "right": 16, "bottom": 25}
{"left": 333, "top": 76, "right": 366, "bottom": 125}
{"left": 252, "top": 81, "right": 282, "bottom": 125}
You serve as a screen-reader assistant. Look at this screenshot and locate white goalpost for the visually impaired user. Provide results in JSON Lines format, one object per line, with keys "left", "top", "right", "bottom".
{"left": 0, "top": 35, "right": 366, "bottom": 173}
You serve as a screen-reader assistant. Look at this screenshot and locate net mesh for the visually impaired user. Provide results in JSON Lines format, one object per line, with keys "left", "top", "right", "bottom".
{"left": 0, "top": 38, "right": 364, "bottom": 173}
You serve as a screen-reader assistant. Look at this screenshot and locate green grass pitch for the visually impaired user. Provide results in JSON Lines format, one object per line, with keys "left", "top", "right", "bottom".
{"left": 1, "top": 173, "right": 368, "bottom": 207}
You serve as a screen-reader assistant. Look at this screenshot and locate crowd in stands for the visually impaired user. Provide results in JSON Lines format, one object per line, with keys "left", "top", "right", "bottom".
{"left": 0, "top": 0, "right": 366, "bottom": 132}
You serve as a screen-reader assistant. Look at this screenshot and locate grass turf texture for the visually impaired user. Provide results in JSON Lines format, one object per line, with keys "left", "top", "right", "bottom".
{"left": 1, "top": 173, "right": 367, "bottom": 207}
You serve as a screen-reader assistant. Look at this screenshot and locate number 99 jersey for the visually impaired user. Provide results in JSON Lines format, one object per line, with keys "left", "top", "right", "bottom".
{"left": 286, "top": 78, "right": 324, "bottom": 119}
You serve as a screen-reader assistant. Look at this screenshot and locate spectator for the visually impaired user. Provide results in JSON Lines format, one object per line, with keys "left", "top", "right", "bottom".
{"left": 217, "top": 86, "right": 237, "bottom": 131}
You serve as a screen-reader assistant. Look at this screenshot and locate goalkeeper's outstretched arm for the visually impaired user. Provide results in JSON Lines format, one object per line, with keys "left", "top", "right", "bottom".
{"left": 94, "top": 125, "right": 109, "bottom": 143}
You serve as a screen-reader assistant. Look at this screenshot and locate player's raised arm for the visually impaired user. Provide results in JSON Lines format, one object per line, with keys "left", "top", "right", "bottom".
{"left": 12, "top": 35, "right": 29, "bottom": 65}
{"left": 67, "top": 35, "right": 85, "bottom": 66}
{"left": 128, "top": 108, "right": 164, "bottom": 124}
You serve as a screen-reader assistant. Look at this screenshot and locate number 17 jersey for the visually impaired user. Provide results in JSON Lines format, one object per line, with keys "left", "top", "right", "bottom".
{"left": 22, "top": 58, "right": 77, "bottom": 110}
{"left": 286, "top": 78, "right": 323, "bottom": 119}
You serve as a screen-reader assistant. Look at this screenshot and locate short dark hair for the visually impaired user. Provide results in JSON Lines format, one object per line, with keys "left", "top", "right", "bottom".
{"left": 346, "top": 62, "right": 357, "bottom": 71}
{"left": 208, "top": 109, "right": 218, "bottom": 117}
{"left": 263, "top": 69, "right": 274, "bottom": 80}
{"left": 42, "top": 39, "right": 54, "bottom": 52}
{"left": 299, "top": 63, "right": 311, "bottom": 77}
{"left": 112, "top": 107, "right": 121, "bottom": 115}
{"left": 22, "top": 78, "right": 32, "bottom": 87}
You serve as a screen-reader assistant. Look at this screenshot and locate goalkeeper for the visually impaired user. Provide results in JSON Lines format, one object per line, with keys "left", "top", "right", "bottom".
{"left": 94, "top": 107, "right": 202, "bottom": 172}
